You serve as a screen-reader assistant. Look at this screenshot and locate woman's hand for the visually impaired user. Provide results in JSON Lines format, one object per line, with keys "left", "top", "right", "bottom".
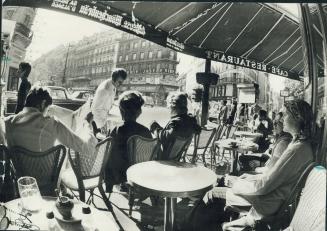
{"left": 203, "top": 189, "right": 214, "bottom": 205}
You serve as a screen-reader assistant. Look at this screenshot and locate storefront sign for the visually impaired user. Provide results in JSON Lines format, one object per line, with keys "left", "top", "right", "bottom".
{"left": 205, "top": 50, "right": 289, "bottom": 78}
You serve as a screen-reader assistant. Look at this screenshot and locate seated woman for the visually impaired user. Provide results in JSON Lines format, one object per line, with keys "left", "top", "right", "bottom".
{"left": 105, "top": 91, "right": 152, "bottom": 192}
{"left": 238, "top": 112, "right": 292, "bottom": 172}
{"left": 150, "top": 92, "right": 201, "bottom": 160}
{"left": 183, "top": 100, "right": 314, "bottom": 231}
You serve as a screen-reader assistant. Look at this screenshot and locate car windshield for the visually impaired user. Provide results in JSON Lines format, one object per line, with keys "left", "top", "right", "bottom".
{"left": 47, "top": 88, "right": 66, "bottom": 100}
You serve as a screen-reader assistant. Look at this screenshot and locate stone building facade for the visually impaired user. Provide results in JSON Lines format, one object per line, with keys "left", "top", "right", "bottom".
{"left": 2, "top": 7, "right": 36, "bottom": 91}
{"left": 116, "top": 33, "right": 179, "bottom": 106}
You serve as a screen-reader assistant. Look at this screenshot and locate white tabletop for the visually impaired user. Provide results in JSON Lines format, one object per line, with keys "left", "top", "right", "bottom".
{"left": 127, "top": 161, "right": 217, "bottom": 198}
{"left": 215, "top": 138, "right": 258, "bottom": 152}
{"left": 5, "top": 197, "right": 119, "bottom": 231}
{"left": 234, "top": 131, "right": 263, "bottom": 138}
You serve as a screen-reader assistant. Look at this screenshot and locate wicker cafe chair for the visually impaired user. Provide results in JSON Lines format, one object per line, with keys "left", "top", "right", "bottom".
{"left": 190, "top": 127, "right": 217, "bottom": 166}
{"left": 165, "top": 135, "right": 193, "bottom": 161}
{"left": 211, "top": 125, "right": 228, "bottom": 166}
{"left": 126, "top": 135, "right": 161, "bottom": 216}
{"left": 284, "top": 165, "right": 326, "bottom": 231}
{"left": 226, "top": 125, "right": 238, "bottom": 138}
{"left": 10, "top": 145, "right": 66, "bottom": 196}
{"left": 61, "top": 137, "right": 113, "bottom": 211}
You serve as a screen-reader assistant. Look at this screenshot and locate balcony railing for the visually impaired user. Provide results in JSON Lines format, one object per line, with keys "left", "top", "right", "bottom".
{"left": 15, "top": 23, "right": 33, "bottom": 39}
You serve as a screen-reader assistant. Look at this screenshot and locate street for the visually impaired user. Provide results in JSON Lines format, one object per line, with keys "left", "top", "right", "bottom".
{"left": 109, "top": 105, "right": 171, "bottom": 129}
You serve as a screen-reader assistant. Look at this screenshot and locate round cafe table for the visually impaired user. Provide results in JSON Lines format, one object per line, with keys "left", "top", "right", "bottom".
{"left": 127, "top": 161, "right": 217, "bottom": 231}
{"left": 5, "top": 196, "right": 120, "bottom": 231}
{"left": 234, "top": 131, "right": 263, "bottom": 139}
{"left": 215, "top": 138, "right": 258, "bottom": 175}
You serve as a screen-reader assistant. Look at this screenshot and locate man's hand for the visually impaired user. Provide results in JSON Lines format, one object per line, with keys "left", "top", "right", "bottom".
{"left": 150, "top": 121, "right": 161, "bottom": 133}
{"left": 225, "top": 175, "right": 238, "bottom": 187}
{"left": 203, "top": 189, "right": 214, "bottom": 205}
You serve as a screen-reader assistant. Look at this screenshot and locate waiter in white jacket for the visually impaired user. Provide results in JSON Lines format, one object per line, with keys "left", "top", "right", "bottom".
{"left": 46, "top": 68, "right": 127, "bottom": 135}
{"left": 91, "top": 68, "right": 127, "bottom": 133}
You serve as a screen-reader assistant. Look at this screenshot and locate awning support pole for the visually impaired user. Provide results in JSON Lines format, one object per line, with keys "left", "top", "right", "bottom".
{"left": 201, "top": 59, "right": 211, "bottom": 126}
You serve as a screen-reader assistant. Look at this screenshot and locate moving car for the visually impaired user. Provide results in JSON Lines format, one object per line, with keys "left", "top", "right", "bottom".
{"left": 4, "top": 86, "right": 86, "bottom": 115}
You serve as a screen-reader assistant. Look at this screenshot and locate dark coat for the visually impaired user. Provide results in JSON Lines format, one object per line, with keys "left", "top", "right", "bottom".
{"left": 105, "top": 121, "right": 152, "bottom": 189}
{"left": 156, "top": 113, "right": 201, "bottom": 159}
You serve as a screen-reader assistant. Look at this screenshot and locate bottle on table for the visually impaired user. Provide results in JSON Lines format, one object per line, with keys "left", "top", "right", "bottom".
{"left": 81, "top": 206, "right": 95, "bottom": 231}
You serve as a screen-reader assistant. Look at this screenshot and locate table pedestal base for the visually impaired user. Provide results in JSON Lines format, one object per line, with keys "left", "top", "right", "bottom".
{"left": 164, "top": 197, "right": 176, "bottom": 231}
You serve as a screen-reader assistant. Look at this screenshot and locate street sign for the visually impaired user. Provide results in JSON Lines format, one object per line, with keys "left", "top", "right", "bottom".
{"left": 280, "top": 90, "right": 289, "bottom": 97}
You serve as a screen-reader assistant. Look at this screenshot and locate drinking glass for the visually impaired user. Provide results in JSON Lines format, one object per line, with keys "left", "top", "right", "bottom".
{"left": 17, "top": 177, "right": 42, "bottom": 211}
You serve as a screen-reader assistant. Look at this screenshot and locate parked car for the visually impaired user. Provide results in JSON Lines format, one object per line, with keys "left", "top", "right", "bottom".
{"left": 4, "top": 86, "right": 86, "bottom": 115}
{"left": 143, "top": 96, "right": 155, "bottom": 107}
{"left": 71, "top": 90, "right": 94, "bottom": 100}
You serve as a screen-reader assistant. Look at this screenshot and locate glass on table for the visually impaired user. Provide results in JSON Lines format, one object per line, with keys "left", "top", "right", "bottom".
{"left": 17, "top": 177, "right": 42, "bottom": 212}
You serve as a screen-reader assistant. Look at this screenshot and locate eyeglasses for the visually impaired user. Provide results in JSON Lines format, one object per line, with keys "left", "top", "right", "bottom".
{"left": 0, "top": 203, "right": 40, "bottom": 230}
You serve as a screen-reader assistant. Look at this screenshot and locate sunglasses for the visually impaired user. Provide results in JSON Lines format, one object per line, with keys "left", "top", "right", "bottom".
{"left": 0, "top": 204, "right": 39, "bottom": 230}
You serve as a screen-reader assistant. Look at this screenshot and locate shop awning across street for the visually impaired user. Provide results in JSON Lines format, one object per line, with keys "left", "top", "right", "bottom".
{"left": 4, "top": 0, "right": 325, "bottom": 81}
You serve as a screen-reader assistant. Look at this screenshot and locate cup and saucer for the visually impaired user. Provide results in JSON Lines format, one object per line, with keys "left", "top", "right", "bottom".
{"left": 53, "top": 196, "right": 82, "bottom": 223}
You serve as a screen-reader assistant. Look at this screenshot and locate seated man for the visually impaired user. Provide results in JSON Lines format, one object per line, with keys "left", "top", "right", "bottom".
{"left": 150, "top": 92, "right": 201, "bottom": 160}
{"left": 255, "top": 109, "right": 274, "bottom": 152}
{"left": 5, "top": 87, "right": 97, "bottom": 154}
{"left": 105, "top": 91, "right": 152, "bottom": 192}
{"left": 183, "top": 100, "right": 314, "bottom": 231}
{"left": 238, "top": 113, "right": 292, "bottom": 172}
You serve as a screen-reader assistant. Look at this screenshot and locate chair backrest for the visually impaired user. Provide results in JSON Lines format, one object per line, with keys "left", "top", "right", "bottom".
{"left": 218, "top": 125, "right": 229, "bottom": 139}
{"left": 287, "top": 165, "right": 326, "bottom": 231}
{"left": 227, "top": 125, "right": 238, "bottom": 138}
{"left": 70, "top": 137, "right": 112, "bottom": 180}
{"left": 194, "top": 127, "right": 217, "bottom": 150}
{"left": 127, "top": 135, "right": 161, "bottom": 165}
{"left": 166, "top": 135, "right": 193, "bottom": 161}
{"left": 10, "top": 145, "right": 66, "bottom": 196}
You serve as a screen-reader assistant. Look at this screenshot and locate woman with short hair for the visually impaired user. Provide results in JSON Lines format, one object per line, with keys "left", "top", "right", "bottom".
{"left": 105, "top": 91, "right": 152, "bottom": 192}
{"left": 150, "top": 92, "right": 201, "bottom": 160}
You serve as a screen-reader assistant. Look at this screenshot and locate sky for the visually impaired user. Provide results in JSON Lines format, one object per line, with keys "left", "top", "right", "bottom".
{"left": 25, "top": 9, "right": 109, "bottom": 61}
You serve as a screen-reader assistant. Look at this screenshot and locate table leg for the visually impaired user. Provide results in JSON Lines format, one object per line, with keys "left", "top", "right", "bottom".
{"left": 230, "top": 150, "right": 239, "bottom": 175}
{"left": 164, "top": 197, "right": 176, "bottom": 231}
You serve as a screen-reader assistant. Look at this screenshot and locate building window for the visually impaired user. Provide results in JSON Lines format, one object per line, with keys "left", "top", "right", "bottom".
{"left": 134, "top": 42, "right": 138, "bottom": 49}
{"left": 24, "top": 15, "right": 31, "bottom": 25}
{"left": 170, "top": 51, "right": 174, "bottom": 59}
{"left": 125, "top": 55, "right": 129, "bottom": 61}
{"left": 157, "top": 50, "right": 162, "bottom": 59}
{"left": 6, "top": 10, "right": 14, "bottom": 18}
{"left": 141, "top": 41, "right": 146, "bottom": 47}
{"left": 140, "top": 52, "right": 144, "bottom": 59}
{"left": 132, "top": 53, "right": 136, "bottom": 60}
{"left": 119, "top": 56, "right": 122, "bottom": 62}
{"left": 149, "top": 51, "right": 153, "bottom": 59}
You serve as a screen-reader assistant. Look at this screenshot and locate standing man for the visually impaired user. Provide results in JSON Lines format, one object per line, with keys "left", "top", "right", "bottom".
{"left": 217, "top": 100, "right": 228, "bottom": 125}
{"left": 91, "top": 68, "right": 127, "bottom": 133}
{"left": 15, "top": 62, "right": 31, "bottom": 114}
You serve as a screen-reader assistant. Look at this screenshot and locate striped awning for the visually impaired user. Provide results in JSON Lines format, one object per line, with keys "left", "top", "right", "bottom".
{"left": 5, "top": 0, "right": 325, "bottom": 80}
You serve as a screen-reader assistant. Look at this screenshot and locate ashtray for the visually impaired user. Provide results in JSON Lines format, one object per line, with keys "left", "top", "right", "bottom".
{"left": 53, "top": 204, "right": 82, "bottom": 223}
